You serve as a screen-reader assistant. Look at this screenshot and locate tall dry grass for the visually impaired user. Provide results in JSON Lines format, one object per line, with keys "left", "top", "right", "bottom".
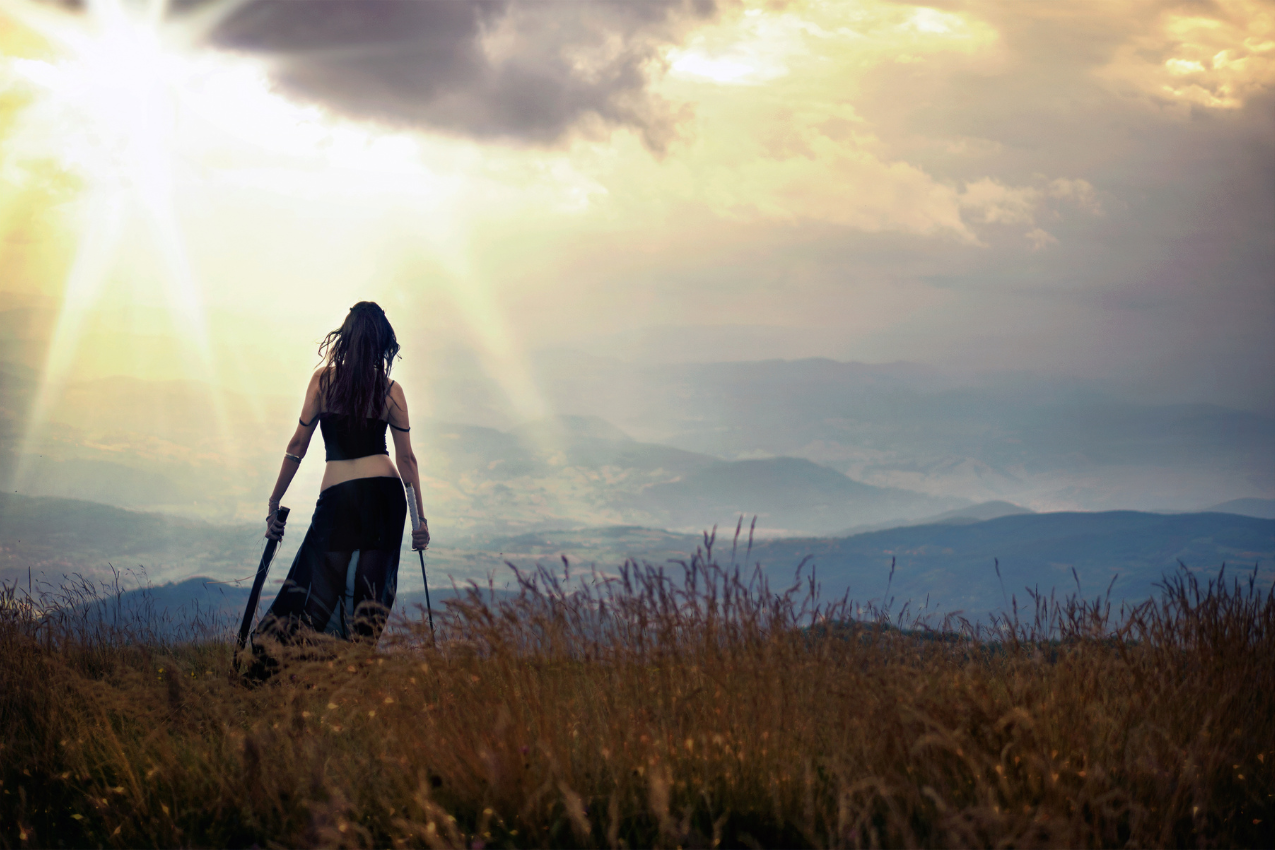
{"left": 1, "top": 535, "right": 1272, "bottom": 848}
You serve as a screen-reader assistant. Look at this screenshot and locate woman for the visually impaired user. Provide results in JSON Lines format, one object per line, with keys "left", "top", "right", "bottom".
{"left": 256, "top": 301, "right": 429, "bottom": 647}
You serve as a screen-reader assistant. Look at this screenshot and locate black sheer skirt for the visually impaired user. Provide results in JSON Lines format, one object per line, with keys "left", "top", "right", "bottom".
{"left": 256, "top": 476, "right": 407, "bottom": 644}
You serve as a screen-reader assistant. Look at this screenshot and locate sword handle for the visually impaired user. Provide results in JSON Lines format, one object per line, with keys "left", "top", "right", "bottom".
{"left": 406, "top": 484, "right": 421, "bottom": 530}
{"left": 405, "top": 484, "right": 435, "bottom": 643}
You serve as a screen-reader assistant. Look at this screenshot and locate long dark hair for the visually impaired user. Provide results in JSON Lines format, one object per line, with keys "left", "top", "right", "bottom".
{"left": 317, "top": 301, "right": 400, "bottom": 420}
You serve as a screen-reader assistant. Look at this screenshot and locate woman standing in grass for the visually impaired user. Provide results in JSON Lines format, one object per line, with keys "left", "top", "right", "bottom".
{"left": 257, "top": 301, "right": 429, "bottom": 646}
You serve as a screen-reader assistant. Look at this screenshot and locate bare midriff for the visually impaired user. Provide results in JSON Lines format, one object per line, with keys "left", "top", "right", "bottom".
{"left": 320, "top": 455, "right": 399, "bottom": 492}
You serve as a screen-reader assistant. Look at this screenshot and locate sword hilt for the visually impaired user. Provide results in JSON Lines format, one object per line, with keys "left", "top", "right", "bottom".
{"left": 405, "top": 484, "right": 435, "bottom": 644}
{"left": 406, "top": 484, "right": 422, "bottom": 531}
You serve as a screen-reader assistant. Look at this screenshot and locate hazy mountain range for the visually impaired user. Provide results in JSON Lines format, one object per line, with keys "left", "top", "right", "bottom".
{"left": 3, "top": 350, "right": 1271, "bottom": 537}
{"left": 2, "top": 344, "right": 1271, "bottom": 625}
{"left": 521, "top": 351, "right": 1275, "bottom": 513}
{"left": 4, "top": 494, "right": 1268, "bottom": 629}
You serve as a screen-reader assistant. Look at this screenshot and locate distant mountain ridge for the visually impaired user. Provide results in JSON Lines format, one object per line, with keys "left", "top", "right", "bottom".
{"left": 526, "top": 352, "right": 1275, "bottom": 512}
{"left": 4, "top": 494, "right": 1268, "bottom": 627}
{"left": 415, "top": 418, "right": 965, "bottom": 536}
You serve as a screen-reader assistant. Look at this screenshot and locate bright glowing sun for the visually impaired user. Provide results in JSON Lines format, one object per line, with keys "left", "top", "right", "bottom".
{"left": 12, "top": 8, "right": 181, "bottom": 196}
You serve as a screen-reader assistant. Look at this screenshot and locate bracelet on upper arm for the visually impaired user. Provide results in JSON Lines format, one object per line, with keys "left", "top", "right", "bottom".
{"left": 284, "top": 452, "right": 302, "bottom": 463}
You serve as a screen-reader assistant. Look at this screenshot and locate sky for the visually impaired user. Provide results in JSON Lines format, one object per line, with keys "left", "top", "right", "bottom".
{"left": 1, "top": 0, "right": 1273, "bottom": 437}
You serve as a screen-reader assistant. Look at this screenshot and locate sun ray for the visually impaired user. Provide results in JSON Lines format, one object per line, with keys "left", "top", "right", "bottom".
{"left": 0, "top": 0, "right": 85, "bottom": 52}
{"left": 13, "top": 186, "right": 124, "bottom": 486}
{"left": 166, "top": 0, "right": 253, "bottom": 48}
{"left": 3, "top": 0, "right": 242, "bottom": 489}
{"left": 421, "top": 236, "right": 553, "bottom": 428}
{"left": 2, "top": 0, "right": 567, "bottom": 503}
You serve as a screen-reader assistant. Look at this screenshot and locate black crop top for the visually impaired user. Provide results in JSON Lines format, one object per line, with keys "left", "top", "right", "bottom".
{"left": 299, "top": 382, "right": 409, "bottom": 461}
{"left": 317, "top": 414, "right": 390, "bottom": 461}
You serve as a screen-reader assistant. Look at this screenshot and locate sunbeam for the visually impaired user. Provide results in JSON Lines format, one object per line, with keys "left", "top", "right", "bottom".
{"left": 2, "top": 0, "right": 567, "bottom": 493}
{"left": 2, "top": 0, "right": 239, "bottom": 486}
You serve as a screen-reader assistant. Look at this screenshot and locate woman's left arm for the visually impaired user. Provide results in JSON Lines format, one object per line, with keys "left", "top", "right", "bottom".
{"left": 266, "top": 370, "right": 323, "bottom": 541}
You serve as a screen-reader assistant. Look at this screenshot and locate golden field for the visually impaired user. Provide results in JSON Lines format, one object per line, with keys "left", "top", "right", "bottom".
{"left": 1, "top": 538, "right": 1271, "bottom": 848}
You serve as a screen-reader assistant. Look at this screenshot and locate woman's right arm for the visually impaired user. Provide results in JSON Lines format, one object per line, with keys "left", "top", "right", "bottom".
{"left": 265, "top": 371, "right": 323, "bottom": 541}
{"left": 387, "top": 382, "right": 429, "bottom": 549}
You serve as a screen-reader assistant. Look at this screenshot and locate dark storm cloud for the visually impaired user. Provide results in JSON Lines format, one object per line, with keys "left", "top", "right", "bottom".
{"left": 195, "top": 0, "right": 719, "bottom": 147}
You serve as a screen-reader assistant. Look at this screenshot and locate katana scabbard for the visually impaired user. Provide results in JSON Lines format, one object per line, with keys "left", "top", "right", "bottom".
{"left": 238, "top": 505, "right": 289, "bottom": 650}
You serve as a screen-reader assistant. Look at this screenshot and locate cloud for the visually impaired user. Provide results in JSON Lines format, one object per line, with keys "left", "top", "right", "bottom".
{"left": 959, "top": 179, "right": 1039, "bottom": 225}
{"left": 2, "top": 0, "right": 1271, "bottom": 415}
{"left": 956, "top": 177, "right": 1101, "bottom": 241}
{"left": 1099, "top": 0, "right": 1275, "bottom": 110}
{"left": 1024, "top": 227, "right": 1057, "bottom": 250}
{"left": 197, "top": 0, "right": 719, "bottom": 149}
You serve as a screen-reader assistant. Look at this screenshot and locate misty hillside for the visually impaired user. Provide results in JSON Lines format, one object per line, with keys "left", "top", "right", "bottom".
{"left": 1, "top": 363, "right": 973, "bottom": 535}
{"left": 1208, "top": 497, "right": 1275, "bottom": 519}
{"left": 0, "top": 494, "right": 696, "bottom": 590}
{"left": 0, "top": 494, "right": 268, "bottom": 588}
{"left": 917, "top": 500, "right": 1034, "bottom": 525}
{"left": 524, "top": 352, "right": 1275, "bottom": 512}
{"left": 746, "top": 511, "right": 1274, "bottom": 618}
{"left": 0, "top": 365, "right": 294, "bottom": 515}
{"left": 0, "top": 494, "right": 517, "bottom": 590}
{"left": 633, "top": 456, "right": 962, "bottom": 534}
{"left": 832, "top": 499, "right": 1034, "bottom": 536}
{"left": 510, "top": 414, "right": 634, "bottom": 443}
{"left": 3, "top": 354, "right": 1270, "bottom": 539}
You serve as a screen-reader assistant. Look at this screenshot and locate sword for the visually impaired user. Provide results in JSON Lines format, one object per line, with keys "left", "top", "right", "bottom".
{"left": 237, "top": 505, "right": 289, "bottom": 650}
{"left": 405, "top": 484, "right": 435, "bottom": 644}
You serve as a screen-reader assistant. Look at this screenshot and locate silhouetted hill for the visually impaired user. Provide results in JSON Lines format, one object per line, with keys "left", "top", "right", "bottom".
{"left": 71, "top": 576, "right": 519, "bottom": 640}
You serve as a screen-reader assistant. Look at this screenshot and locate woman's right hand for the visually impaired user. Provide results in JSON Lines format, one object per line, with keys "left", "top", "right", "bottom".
{"left": 266, "top": 507, "right": 286, "bottom": 542}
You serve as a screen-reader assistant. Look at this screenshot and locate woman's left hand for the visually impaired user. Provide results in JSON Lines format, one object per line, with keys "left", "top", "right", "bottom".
{"left": 412, "top": 519, "right": 430, "bottom": 550}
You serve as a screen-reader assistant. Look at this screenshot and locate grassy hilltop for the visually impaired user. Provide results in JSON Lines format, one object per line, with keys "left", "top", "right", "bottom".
{"left": 1, "top": 548, "right": 1272, "bottom": 848}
